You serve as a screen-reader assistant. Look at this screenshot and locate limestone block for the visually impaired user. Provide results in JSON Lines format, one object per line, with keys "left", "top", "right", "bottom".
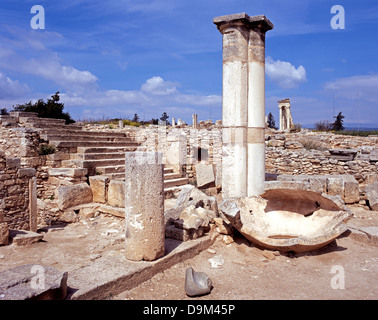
{"left": 9, "top": 229, "right": 44, "bottom": 245}
{"left": 107, "top": 180, "right": 125, "bottom": 208}
{"left": 342, "top": 175, "right": 360, "bottom": 204}
{"left": 89, "top": 175, "right": 109, "bottom": 204}
{"left": 125, "top": 152, "right": 165, "bottom": 261}
{"left": 6, "top": 158, "right": 21, "bottom": 169}
{"left": 326, "top": 176, "right": 344, "bottom": 198}
{"left": 365, "top": 181, "right": 378, "bottom": 211}
{"left": 0, "top": 222, "right": 9, "bottom": 246}
{"left": 370, "top": 149, "right": 378, "bottom": 162}
{"left": 195, "top": 163, "right": 215, "bottom": 188}
{"left": 56, "top": 183, "right": 93, "bottom": 211}
{"left": 48, "top": 168, "right": 88, "bottom": 178}
{"left": 0, "top": 264, "right": 68, "bottom": 300}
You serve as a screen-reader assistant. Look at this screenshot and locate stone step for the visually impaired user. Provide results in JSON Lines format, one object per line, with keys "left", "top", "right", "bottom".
{"left": 37, "top": 125, "right": 84, "bottom": 132}
{"left": 71, "top": 152, "right": 126, "bottom": 160}
{"left": 96, "top": 165, "right": 125, "bottom": 175}
{"left": 108, "top": 167, "right": 174, "bottom": 179}
{"left": 40, "top": 130, "right": 128, "bottom": 139}
{"left": 164, "top": 177, "right": 189, "bottom": 189}
{"left": 50, "top": 141, "right": 140, "bottom": 149}
{"left": 164, "top": 172, "right": 182, "bottom": 180}
{"left": 61, "top": 159, "right": 125, "bottom": 172}
{"left": 22, "top": 118, "right": 66, "bottom": 125}
{"left": 41, "top": 134, "right": 133, "bottom": 143}
{"left": 76, "top": 146, "right": 144, "bottom": 154}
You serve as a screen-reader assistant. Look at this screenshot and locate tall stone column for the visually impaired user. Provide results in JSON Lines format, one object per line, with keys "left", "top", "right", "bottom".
{"left": 247, "top": 17, "right": 273, "bottom": 196}
{"left": 213, "top": 13, "right": 249, "bottom": 198}
{"left": 214, "top": 13, "right": 273, "bottom": 198}
{"left": 124, "top": 152, "right": 165, "bottom": 261}
{"left": 192, "top": 114, "right": 198, "bottom": 129}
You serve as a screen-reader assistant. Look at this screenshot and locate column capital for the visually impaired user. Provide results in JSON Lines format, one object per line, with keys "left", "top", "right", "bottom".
{"left": 213, "top": 12, "right": 274, "bottom": 34}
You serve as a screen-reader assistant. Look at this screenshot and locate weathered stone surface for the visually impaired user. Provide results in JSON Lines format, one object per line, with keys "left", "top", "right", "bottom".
{"left": 0, "top": 264, "right": 68, "bottom": 300}
{"left": 124, "top": 152, "right": 165, "bottom": 261}
{"left": 0, "top": 222, "right": 9, "bottom": 246}
{"left": 9, "top": 229, "right": 44, "bottom": 245}
{"left": 365, "top": 181, "right": 378, "bottom": 211}
{"left": 107, "top": 180, "right": 125, "bottom": 208}
{"left": 369, "top": 148, "right": 378, "bottom": 162}
{"left": 165, "top": 225, "right": 204, "bottom": 242}
{"left": 195, "top": 163, "right": 215, "bottom": 188}
{"left": 48, "top": 168, "right": 88, "bottom": 178}
{"left": 89, "top": 175, "right": 109, "bottom": 204}
{"left": 56, "top": 183, "right": 93, "bottom": 210}
{"left": 342, "top": 175, "right": 360, "bottom": 204}
{"left": 220, "top": 188, "right": 353, "bottom": 252}
{"left": 59, "top": 210, "right": 79, "bottom": 223}
{"left": 185, "top": 267, "right": 212, "bottom": 297}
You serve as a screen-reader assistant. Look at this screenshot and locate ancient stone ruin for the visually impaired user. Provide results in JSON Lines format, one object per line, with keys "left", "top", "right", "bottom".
{"left": 278, "top": 98, "right": 295, "bottom": 131}
{"left": 0, "top": 13, "right": 377, "bottom": 300}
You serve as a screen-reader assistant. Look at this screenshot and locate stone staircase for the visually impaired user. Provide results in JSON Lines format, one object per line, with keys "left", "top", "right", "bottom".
{"left": 15, "top": 112, "right": 189, "bottom": 194}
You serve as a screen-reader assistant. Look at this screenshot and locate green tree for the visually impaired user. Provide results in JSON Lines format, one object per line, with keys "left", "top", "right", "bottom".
{"left": 132, "top": 113, "right": 140, "bottom": 123}
{"left": 160, "top": 112, "right": 170, "bottom": 125}
{"left": 0, "top": 108, "right": 9, "bottom": 115}
{"left": 267, "top": 112, "right": 277, "bottom": 129}
{"left": 331, "top": 112, "right": 345, "bottom": 131}
{"left": 13, "top": 92, "right": 75, "bottom": 124}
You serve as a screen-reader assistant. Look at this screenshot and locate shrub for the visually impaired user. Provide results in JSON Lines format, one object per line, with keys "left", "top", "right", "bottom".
{"left": 39, "top": 144, "right": 56, "bottom": 155}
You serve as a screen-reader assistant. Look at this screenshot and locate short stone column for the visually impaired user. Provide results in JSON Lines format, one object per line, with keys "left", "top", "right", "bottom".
{"left": 124, "top": 152, "right": 165, "bottom": 261}
{"left": 172, "top": 117, "right": 176, "bottom": 127}
{"left": 214, "top": 13, "right": 273, "bottom": 198}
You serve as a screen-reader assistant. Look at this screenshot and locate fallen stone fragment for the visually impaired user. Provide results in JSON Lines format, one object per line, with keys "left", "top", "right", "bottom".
{"left": 365, "top": 181, "right": 378, "bottom": 211}
{"left": 9, "top": 229, "right": 43, "bottom": 246}
{"left": 0, "top": 264, "right": 68, "bottom": 300}
{"left": 185, "top": 267, "right": 212, "bottom": 297}
{"left": 208, "top": 255, "right": 224, "bottom": 268}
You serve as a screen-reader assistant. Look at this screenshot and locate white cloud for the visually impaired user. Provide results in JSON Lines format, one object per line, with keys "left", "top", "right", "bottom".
{"left": 266, "top": 56, "right": 307, "bottom": 89}
{"left": 0, "top": 72, "right": 30, "bottom": 99}
{"left": 141, "top": 76, "right": 178, "bottom": 95}
{"left": 325, "top": 74, "right": 378, "bottom": 102}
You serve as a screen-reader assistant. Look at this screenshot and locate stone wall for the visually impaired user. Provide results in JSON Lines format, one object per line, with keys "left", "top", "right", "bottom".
{"left": 265, "top": 131, "right": 378, "bottom": 186}
{"left": 0, "top": 151, "right": 37, "bottom": 232}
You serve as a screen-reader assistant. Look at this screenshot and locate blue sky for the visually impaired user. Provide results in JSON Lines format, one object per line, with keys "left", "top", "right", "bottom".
{"left": 0, "top": 0, "right": 377, "bottom": 127}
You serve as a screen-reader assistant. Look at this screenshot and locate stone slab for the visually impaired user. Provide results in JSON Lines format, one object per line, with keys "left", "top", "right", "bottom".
{"left": 68, "top": 235, "right": 215, "bottom": 300}
{"left": 0, "top": 264, "right": 67, "bottom": 300}
{"left": 9, "top": 229, "right": 44, "bottom": 246}
{"left": 195, "top": 163, "right": 215, "bottom": 188}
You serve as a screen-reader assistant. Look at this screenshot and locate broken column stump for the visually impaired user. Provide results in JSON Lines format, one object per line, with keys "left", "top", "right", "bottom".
{"left": 124, "top": 152, "right": 165, "bottom": 261}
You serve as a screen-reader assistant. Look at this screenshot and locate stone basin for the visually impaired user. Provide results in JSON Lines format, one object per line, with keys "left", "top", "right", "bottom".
{"left": 219, "top": 187, "right": 353, "bottom": 252}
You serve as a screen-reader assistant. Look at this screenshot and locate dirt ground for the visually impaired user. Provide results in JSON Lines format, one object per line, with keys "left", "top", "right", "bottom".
{"left": 0, "top": 203, "right": 377, "bottom": 300}
{"left": 115, "top": 205, "right": 378, "bottom": 300}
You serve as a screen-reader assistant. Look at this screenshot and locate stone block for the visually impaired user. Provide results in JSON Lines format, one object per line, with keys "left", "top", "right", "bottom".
{"left": 342, "top": 175, "right": 360, "bottom": 204}
{"left": 17, "top": 168, "right": 36, "bottom": 178}
{"left": 9, "top": 229, "right": 43, "bottom": 246}
{"left": 89, "top": 175, "right": 109, "bottom": 204}
{"left": 107, "top": 180, "right": 125, "bottom": 208}
{"left": 56, "top": 183, "right": 93, "bottom": 211}
{"left": 0, "top": 222, "right": 9, "bottom": 246}
{"left": 6, "top": 158, "right": 21, "bottom": 169}
{"left": 48, "top": 168, "right": 88, "bottom": 178}
{"left": 195, "top": 163, "right": 215, "bottom": 188}
{"left": 0, "top": 264, "right": 68, "bottom": 300}
{"left": 365, "top": 181, "right": 378, "bottom": 211}
{"left": 326, "top": 175, "right": 344, "bottom": 198}
{"left": 370, "top": 149, "right": 378, "bottom": 162}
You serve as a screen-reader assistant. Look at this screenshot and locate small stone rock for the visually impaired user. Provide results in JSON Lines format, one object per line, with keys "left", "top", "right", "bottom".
{"left": 208, "top": 255, "right": 224, "bottom": 268}
{"left": 262, "top": 250, "right": 275, "bottom": 260}
{"left": 185, "top": 267, "right": 212, "bottom": 297}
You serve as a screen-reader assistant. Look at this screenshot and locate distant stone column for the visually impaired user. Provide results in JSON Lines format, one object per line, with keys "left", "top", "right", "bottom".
{"left": 214, "top": 13, "right": 273, "bottom": 198}
{"left": 119, "top": 120, "right": 124, "bottom": 128}
{"left": 124, "top": 152, "right": 165, "bottom": 261}
{"left": 192, "top": 114, "right": 198, "bottom": 129}
{"left": 247, "top": 16, "right": 273, "bottom": 197}
{"left": 172, "top": 117, "right": 176, "bottom": 127}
